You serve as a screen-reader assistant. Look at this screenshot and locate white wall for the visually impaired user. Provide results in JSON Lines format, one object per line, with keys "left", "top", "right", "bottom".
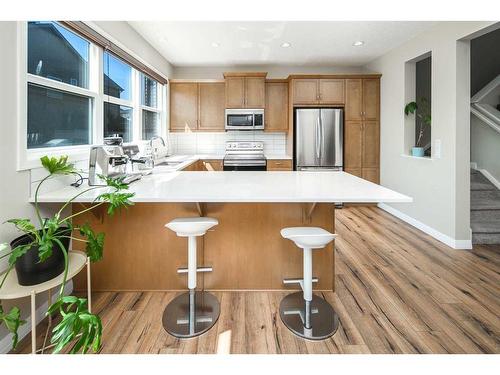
{"left": 173, "top": 64, "right": 370, "bottom": 79}
{"left": 365, "top": 21, "right": 497, "bottom": 249}
{"left": 169, "top": 132, "right": 287, "bottom": 156}
{"left": 471, "top": 115, "right": 500, "bottom": 183}
{"left": 0, "top": 21, "right": 173, "bottom": 353}
{"left": 91, "top": 21, "right": 174, "bottom": 78}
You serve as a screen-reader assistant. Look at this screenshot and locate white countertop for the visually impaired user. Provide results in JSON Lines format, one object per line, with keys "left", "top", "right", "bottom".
{"left": 33, "top": 171, "right": 411, "bottom": 204}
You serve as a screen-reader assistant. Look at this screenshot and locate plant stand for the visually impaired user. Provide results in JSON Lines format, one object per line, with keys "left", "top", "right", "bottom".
{"left": 0, "top": 251, "right": 91, "bottom": 354}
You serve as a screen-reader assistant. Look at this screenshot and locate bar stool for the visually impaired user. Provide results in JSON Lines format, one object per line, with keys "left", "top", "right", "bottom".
{"left": 279, "top": 227, "right": 339, "bottom": 340}
{"left": 162, "top": 217, "right": 220, "bottom": 338}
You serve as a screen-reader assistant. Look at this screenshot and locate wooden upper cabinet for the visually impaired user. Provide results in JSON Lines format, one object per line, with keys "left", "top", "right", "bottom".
{"left": 245, "top": 77, "right": 266, "bottom": 108}
{"left": 225, "top": 77, "right": 245, "bottom": 108}
{"left": 293, "top": 79, "right": 319, "bottom": 104}
{"left": 265, "top": 81, "right": 288, "bottom": 132}
{"left": 224, "top": 73, "right": 267, "bottom": 108}
{"left": 199, "top": 83, "right": 225, "bottom": 131}
{"left": 344, "top": 121, "right": 363, "bottom": 169}
{"left": 319, "top": 79, "right": 344, "bottom": 104}
{"left": 293, "top": 78, "right": 345, "bottom": 105}
{"left": 345, "top": 79, "right": 362, "bottom": 121}
{"left": 362, "top": 79, "right": 380, "bottom": 121}
{"left": 170, "top": 82, "right": 198, "bottom": 132}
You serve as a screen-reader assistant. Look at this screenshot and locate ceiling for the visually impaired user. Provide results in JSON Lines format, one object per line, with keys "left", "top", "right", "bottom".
{"left": 128, "top": 21, "right": 437, "bottom": 67}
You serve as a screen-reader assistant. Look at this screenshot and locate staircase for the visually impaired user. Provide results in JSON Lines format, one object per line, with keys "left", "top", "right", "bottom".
{"left": 470, "top": 169, "right": 500, "bottom": 244}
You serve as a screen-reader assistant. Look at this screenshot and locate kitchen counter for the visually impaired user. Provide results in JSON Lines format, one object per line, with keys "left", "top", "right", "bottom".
{"left": 33, "top": 171, "right": 411, "bottom": 204}
{"left": 35, "top": 168, "right": 410, "bottom": 292}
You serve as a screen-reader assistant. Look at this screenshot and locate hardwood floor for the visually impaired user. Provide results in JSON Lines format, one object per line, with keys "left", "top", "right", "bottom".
{"left": 11, "top": 206, "right": 500, "bottom": 354}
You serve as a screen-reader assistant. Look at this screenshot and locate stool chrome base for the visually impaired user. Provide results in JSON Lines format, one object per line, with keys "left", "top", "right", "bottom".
{"left": 279, "top": 292, "right": 339, "bottom": 340}
{"left": 162, "top": 290, "right": 220, "bottom": 338}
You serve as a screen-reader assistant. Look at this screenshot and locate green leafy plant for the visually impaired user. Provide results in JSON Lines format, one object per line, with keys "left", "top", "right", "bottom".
{"left": 404, "top": 96, "right": 431, "bottom": 148}
{"left": 0, "top": 155, "right": 134, "bottom": 353}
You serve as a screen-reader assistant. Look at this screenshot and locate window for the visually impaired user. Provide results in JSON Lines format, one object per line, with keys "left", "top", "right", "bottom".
{"left": 27, "top": 21, "right": 95, "bottom": 150}
{"left": 28, "top": 84, "right": 91, "bottom": 148}
{"left": 404, "top": 52, "right": 432, "bottom": 157}
{"left": 104, "top": 102, "right": 133, "bottom": 142}
{"left": 23, "top": 21, "right": 166, "bottom": 165}
{"left": 104, "top": 52, "right": 132, "bottom": 100}
{"left": 103, "top": 51, "right": 134, "bottom": 142}
{"left": 142, "top": 110, "right": 160, "bottom": 139}
{"left": 28, "top": 21, "right": 90, "bottom": 89}
{"left": 140, "top": 73, "right": 162, "bottom": 140}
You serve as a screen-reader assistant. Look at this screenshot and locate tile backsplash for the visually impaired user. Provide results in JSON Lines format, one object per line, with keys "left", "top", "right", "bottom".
{"left": 168, "top": 132, "right": 287, "bottom": 155}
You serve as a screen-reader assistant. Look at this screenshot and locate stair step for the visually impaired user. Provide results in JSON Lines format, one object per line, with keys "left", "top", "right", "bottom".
{"left": 472, "top": 232, "right": 500, "bottom": 245}
{"left": 471, "top": 209, "right": 500, "bottom": 221}
{"left": 471, "top": 190, "right": 500, "bottom": 210}
{"left": 470, "top": 170, "right": 496, "bottom": 191}
{"left": 471, "top": 219, "right": 500, "bottom": 233}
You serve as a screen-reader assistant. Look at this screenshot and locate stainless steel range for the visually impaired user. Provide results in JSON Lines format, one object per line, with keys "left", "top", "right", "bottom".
{"left": 223, "top": 141, "right": 267, "bottom": 171}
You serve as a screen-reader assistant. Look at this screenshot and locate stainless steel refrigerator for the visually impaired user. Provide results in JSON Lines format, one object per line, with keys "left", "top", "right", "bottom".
{"left": 295, "top": 108, "right": 343, "bottom": 170}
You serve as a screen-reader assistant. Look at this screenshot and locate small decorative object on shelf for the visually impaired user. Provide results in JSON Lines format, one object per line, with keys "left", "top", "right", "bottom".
{"left": 405, "top": 97, "right": 431, "bottom": 157}
{"left": 0, "top": 155, "right": 135, "bottom": 354}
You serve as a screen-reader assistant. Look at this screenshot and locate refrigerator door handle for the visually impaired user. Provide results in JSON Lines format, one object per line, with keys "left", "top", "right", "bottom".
{"left": 320, "top": 109, "right": 324, "bottom": 163}
{"left": 335, "top": 110, "right": 342, "bottom": 166}
{"left": 315, "top": 115, "right": 321, "bottom": 160}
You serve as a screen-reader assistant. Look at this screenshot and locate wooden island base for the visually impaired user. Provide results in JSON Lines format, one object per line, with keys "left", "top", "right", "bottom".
{"left": 73, "top": 203, "right": 335, "bottom": 292}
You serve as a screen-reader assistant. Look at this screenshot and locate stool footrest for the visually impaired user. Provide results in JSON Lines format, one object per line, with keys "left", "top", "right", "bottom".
{"left": 283, "top": 277, "right": 318, "bottom": 284}
{"left": 177, "top": 266, "right": 213, "bottom": 274}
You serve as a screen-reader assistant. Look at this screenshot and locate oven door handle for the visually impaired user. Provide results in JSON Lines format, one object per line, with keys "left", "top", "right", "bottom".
{"left": 223, "top": 161, "right": 267, "bottom": 166}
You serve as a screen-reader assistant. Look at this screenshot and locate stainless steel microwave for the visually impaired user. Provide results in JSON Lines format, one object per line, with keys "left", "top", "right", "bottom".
{"left": 225, "top": 109, "right": 264, "bottom": 131}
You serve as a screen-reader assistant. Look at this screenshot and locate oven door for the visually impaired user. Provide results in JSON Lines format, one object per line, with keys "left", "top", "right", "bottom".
{"left": 223, "top": 158, "right": 267, "bottom": 171}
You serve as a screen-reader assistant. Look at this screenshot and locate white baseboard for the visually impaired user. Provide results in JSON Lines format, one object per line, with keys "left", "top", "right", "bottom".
{"left": 478, "top": 169, "right": 500, "bottom": 190}
{"left": 0, "top": 281, "right": 73, "bottom": 354}
{"left": 378, "top": 203, "right": 472, "bottom": 250}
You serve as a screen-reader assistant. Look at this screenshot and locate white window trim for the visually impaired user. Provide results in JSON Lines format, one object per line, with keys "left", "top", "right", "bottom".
{"left": 17, "top": 21, "right": 168, "bottom": 171}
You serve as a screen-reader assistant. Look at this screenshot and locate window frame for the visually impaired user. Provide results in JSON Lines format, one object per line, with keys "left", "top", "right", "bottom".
{"left": 17, "top": 21, "right": 167, "bottom": 171}
{"left": 139, "top": 72, "right": 164, "bottom": 141}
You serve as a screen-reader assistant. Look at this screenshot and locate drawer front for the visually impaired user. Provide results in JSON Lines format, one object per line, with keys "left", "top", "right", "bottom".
{"left": 267, "top": 159, "right": 293, "bottom": 171}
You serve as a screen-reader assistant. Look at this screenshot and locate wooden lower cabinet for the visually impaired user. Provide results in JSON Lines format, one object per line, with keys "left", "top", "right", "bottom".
{"left": 73, "top": 203, "right": 335, "bottom": 291}
{"left": 362, "top": 121, "right": 380, "bottom": 169}
{"left": 201, "top": 159, "right": 223, "bottom": 171}
{"left": 267, "top": 159, "right": 293, "bottom": 171}
{"left": 344, "top": 121, "right": 363, "bottom": 171}
{"left": 181, "top": 159, "right": 223, "bottom": 171}
{"left": 181, "top": 161, "right": 200, "bottom": 171}
{"left": 344, "top": 168, "right": 361, "bottom": 178}
{"left": 362, "top": 168, "right": 379, "bottom": 184}
{"left": 344, "top": 120, "right": 379, "bottom": 184}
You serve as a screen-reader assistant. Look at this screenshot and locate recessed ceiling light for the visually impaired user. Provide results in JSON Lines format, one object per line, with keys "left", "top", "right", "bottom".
{"left": 281, "top": 42, "right": 291, "bottom": 48}
{"left": 211, "top": 42, "right": 220, "bottom": 48}
{"left": 352, "top": 41, "right": 365, "bottom": 47}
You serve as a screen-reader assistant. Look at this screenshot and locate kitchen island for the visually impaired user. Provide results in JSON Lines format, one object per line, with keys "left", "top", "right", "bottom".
{"left": 33, "top": 171, "right": 411, "bottom": 292}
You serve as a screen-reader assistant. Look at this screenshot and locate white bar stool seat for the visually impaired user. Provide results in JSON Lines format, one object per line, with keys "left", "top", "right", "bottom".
{"left": 162, "top": 217, "right": 220, "bottom": 338}
{"left": 279, "top": 226, "right": 339, "bottom": 340}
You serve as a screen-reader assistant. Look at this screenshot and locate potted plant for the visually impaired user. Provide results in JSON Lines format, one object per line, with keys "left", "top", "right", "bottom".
{"left": 404, "top": 97, "right": 431, "bottom": 157}
{"left": 0, "top": 155, "right": 134, "bottom": 353}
